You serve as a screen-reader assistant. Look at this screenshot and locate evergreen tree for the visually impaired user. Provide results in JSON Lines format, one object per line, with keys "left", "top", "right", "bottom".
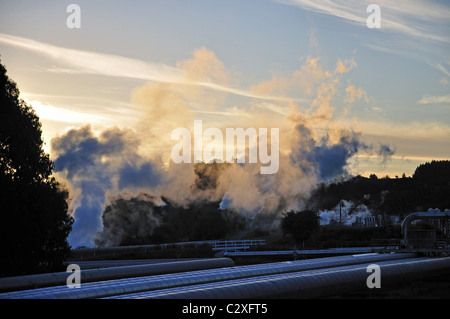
{"left": 281, "top": 210, "right": 320, "bottom": 246}
{"left": 0, "top": 59, "right": 73, "bottom": 276}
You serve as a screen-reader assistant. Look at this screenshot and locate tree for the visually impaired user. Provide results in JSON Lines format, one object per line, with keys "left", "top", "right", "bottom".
{"left": 0, "top": 59, "right": 73, "bottom": 276}
{"left": 281, "top": 210, "right": 320, "bottom": 246}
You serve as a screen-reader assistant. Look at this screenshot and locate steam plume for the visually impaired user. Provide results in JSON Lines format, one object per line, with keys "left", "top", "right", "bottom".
{"left": 51, "top": 49, "right": 394, "bottom": 247}
{"left": 51, "top": 125, "right": 161, "bottom": 247}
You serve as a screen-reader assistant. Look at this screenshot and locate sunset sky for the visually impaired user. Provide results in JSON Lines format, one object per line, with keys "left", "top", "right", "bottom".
{"left": 1, "top": 0, "right": 449, "bottom": 178}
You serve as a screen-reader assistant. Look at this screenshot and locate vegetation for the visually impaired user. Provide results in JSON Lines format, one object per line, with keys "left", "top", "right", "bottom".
{"left": 95, "top": 195, "right": 246, "bottom": 247}
{"left": 68, "top": 243, "right": 215, "bottom": 261}
{"left": 0, "top": 60, "right": 73, "bottom": 276}
{"left": 153, "top": 200, "right": 246, "bottom": 244}
{"left": 306, "top": 160, "right": 450, "bottom": 217}
{"left": 98, "top": 160, "right": 450, "bottom": 250}
{"left": 280, "top": 210, "right": 320, "bottom": 247}
{"left": 276, "top": 160, "right": 449, "bottom": 249}
{"left": 1, "top": 55, "right": 448, "bottom": 274}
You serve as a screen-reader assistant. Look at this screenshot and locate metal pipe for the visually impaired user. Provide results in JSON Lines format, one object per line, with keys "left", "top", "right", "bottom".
{"left": 0, "top": 253, "right": 415, "bottom": 299}
{"left": 0, "top": 258, "right": 234, "bottom": 293}
{"left": 108, "top": 257, "right": 450, "bottom": 299}
{"left": 401, "top": 211, "right": 450, "bottom": 243}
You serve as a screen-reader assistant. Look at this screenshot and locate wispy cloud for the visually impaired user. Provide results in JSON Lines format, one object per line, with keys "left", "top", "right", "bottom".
{"left": 277, "top": 0, "right": 450, "bottom": 44}
{"left": 428, "top": 62, "right": 450, "bottom": 78}
{"left": 0, "top": 33, "right": 294, "bottom": 102}
{"left": 25, "top": 99, "right": 111, "bottom": 124}
{"left": 418, "top": 94, "right": 450, "bottom": 105}
{"left": 0, "top": 33, "right": 183, "bottom": 82}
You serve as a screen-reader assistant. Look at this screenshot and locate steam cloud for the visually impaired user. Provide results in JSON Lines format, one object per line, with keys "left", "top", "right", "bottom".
{"left": 318, "top": 200, "right": 374, "bottom": 226}
{"left": 51, "top": 49, "right": 394, "bottom": 247}
{"left": 51, "top": 125, "right": 162, "bottom": 246}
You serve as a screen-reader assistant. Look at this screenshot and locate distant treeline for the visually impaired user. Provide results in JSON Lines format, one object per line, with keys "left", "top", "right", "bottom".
{"left": 305, "top": 160, "right": 450, "bottom": 218}
{"left": 97, "top": 161, "right": 450, "bottom": 247}
{"left": 95, "top": 195, "right": 246, "bottom": 247}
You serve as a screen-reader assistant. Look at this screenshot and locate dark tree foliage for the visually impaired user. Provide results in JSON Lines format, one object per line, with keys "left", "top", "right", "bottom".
{"left": 413, "top": 160, "right": 450, "bottom": 185}
{"left": 152, "top": 199, "right": 246, "bottom": 244}
{"left": 305, "top": 160, "right": 450, "bottom": 217}
{"left": 0, "top": 60, "right": 73, "bottom": 276}
{"left": 281, "top": 210, "right": 320, "bottom": 245}
{"left": 95, "top": 193, "right": 247, "bottom": 246}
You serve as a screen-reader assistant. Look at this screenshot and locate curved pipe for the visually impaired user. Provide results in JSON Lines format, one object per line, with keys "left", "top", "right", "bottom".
{"left": 108, "top": 257, "right": 450, "bottom": 299}
{"left": 0, "top": 258, "right": 234, "bottom": 293}
{"left": 401, "top": 211, "right": 450, "bottom": 242}
{"left": 0, "top": 253, "right": 415, "bottom": 299}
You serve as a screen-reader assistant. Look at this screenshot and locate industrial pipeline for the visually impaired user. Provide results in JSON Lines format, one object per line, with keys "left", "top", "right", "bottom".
{"left": 1, "top": 253, "right": 417, "bottom": 299}
{"left": 0, "top": 258, "right": 234, "bottom": 293}
{"left": 107, "top": 256, "right": 450, "bottom": 299}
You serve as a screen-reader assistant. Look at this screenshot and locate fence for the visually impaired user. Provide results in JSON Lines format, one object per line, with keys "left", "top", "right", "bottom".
{"left": 370, "top": 239, "right": 401, "bottom": 252}
{"left": 210, "top": 240, "right": 266, "bottom": 252}
{"left": 370, "top": 238, "right": 450, "bottom": 254}
{"left": 70, "top": 239, "right": 266, "bottom": 259}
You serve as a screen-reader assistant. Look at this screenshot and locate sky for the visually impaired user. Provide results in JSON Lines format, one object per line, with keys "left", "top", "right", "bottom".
{"left": 1, "top": 0, "right": 449, "bottom": 177}
{"left": 0, "top": 1, "right": 449, "bottom": 245}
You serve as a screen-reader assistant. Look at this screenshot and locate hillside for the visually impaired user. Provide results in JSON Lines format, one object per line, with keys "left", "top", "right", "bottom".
{"left": 305, "top": 160, "right": 450, "bottom": 218}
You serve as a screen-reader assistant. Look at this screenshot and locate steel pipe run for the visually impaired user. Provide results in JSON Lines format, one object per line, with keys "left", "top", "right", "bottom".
{"left": 62, "top": 259, "right": 192, "bottom": 270}
{"left": 0, "top": 258, "right": 234, "bottom": 293}
{"left": 0, "top": 253, "right": 415, "bottom": 299}
{"left": 107, "top": 257, "right": 450, "bottom": 299}
{"left": 401, "top": 211, "right": 450, "bottom": 243}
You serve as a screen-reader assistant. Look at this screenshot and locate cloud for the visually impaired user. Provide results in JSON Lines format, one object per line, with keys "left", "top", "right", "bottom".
{"left": 250, "top": 56, "right": 329, "bottom": 99}
{"left": 118, "top": 163, "right": 161, "bottom": 191}
{"left": 24, "top": 99, "right": 111, "bottom": 124}
{"left": 440, "top": 77, "right": 450, "bottom": 86}
{"left": 377, "top": 143, "right": 396, "bottom": 164}
{"left": 429, "top": 62, "right": 450, "bottom": 78}
{"left": 334, "top": 58, "right": 357, "bottom": 75}
{"left": 0, "top": 33, "right": 294, "bottom": 102}
{"left": 95, "top": 193, "right": 163, "bottom": 247}
{"left": 277, "top": 0, "right": 450, "bottom": 45}
{"left": 345, "top": 84, "right": 368, "bottom": 104}
{"left": 343, "top": 84, "right": 369, "bottom": 115}
{"left": 0, "top": 33, "right": 183, "bottom": 82}
{"left": 47, "top": 46, "right": 445, "bottom": 245}
{"left": 51, "top": 52, "right": 386, "bottom": 245}
{"left": 418, "top": 94, "right": 450, "bottom": 105}
{"left": 51, "top": 125, "right": 162, "bottom": 247}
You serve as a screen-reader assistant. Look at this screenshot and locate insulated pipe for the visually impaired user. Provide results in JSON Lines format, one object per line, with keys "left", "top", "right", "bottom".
{"left": 0, "top": 258, "right": 234, "bottom": 293}
{"left": 62, "top": 259, "right": 187, "bottom": 269}
{"left": 401, "top": 211, "right": 450, "bottom": 243}
{"left": 0, "top": 253, "right": 415, "bottom": 299}
{"left": 108, "top": 257, "right": 450, "bottom": 299}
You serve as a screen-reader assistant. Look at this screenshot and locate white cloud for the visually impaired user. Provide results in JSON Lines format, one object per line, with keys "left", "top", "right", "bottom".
{"left": 440, "top": 77, "right": 450, "bottom": 86}
{"left": 0, "top": 33, "right": 294, "bottom": 102}
{"left": 25, "top": 99, "right": 112, "bottom": 125}
{"left": 276, "top": 0, "right": 450, "bottom": 44}
{"left": 418, "top": 94, "right": 450, "bottom": 105}
{"left": 428, "top": 62, "right": 450, "bottom": 78}
{"left": 0, "top": 33, "right": 183, "bottom": 82}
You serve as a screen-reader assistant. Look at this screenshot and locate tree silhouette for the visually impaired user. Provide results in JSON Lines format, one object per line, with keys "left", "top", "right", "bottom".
{"left": 0, "top": 59, "right": 73, "bottom": 276}
{"left": 281, "top": 210, "right": 320, "bottom": 246}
